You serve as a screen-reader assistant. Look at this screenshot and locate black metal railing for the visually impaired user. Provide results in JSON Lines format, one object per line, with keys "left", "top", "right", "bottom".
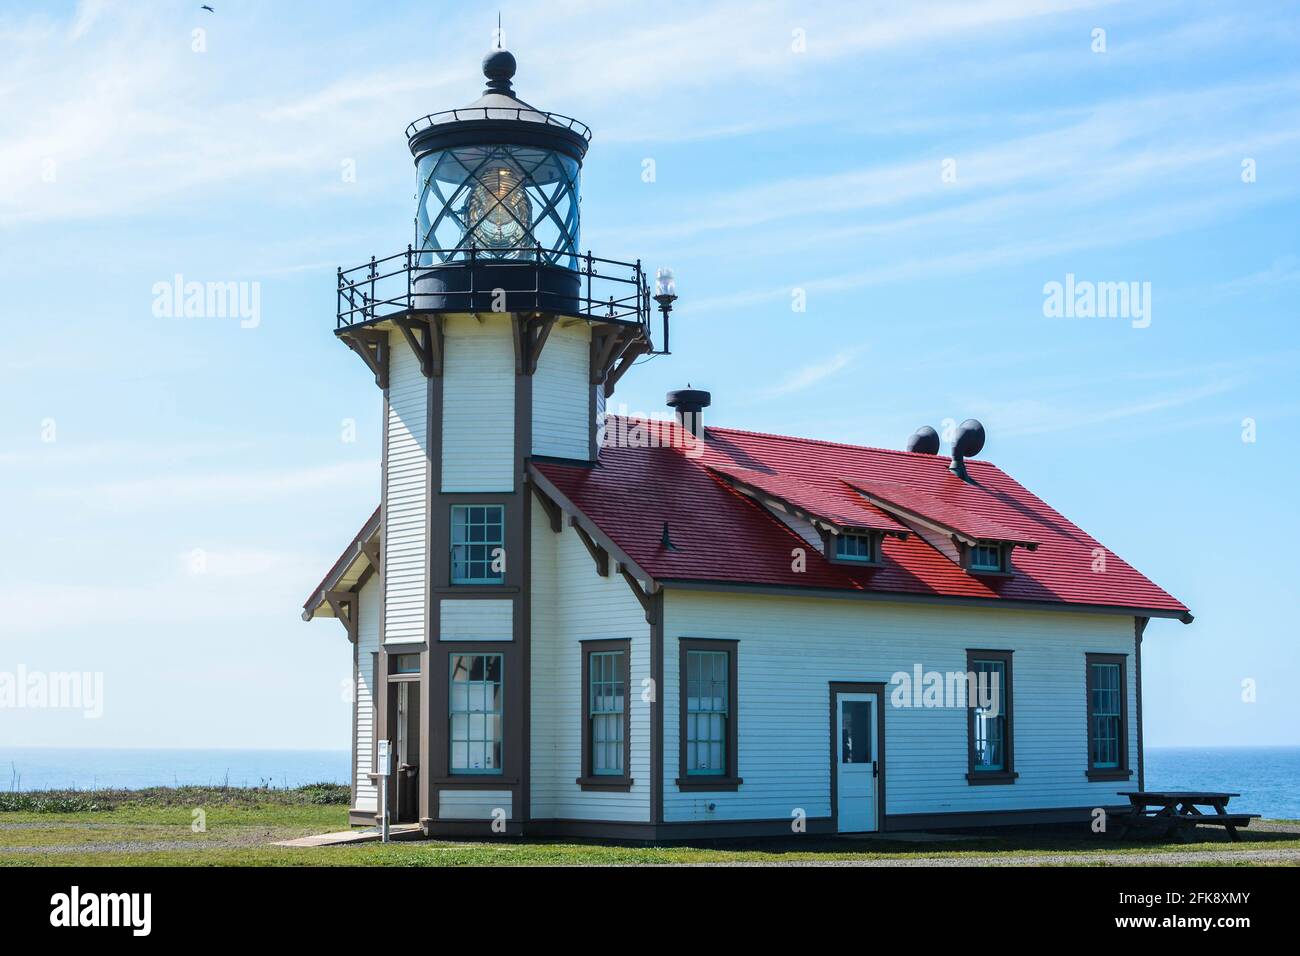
{"left": 336, "top": 246, "right": 650, "bottom": 329}
{"left": 405, "top": 107, "right": 592, "bottom": 141}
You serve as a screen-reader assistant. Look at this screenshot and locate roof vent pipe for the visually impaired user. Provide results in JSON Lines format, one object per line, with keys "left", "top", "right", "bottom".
{"left": 906, "top": 426, "right": 940, "bottom": 454}
{"left": 949, "top": 419, "right": 986, "bottom": 482}
{"left": 666, "top": 388, "right": 711, "bottom": 441}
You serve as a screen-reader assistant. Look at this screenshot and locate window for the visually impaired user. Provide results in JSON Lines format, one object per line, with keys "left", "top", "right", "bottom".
{"left": 578, "top": 641, "right": 632, "bottom": 790}
{"left": 966, "top": 650, "right": 1016, "bottom": 784}
{"left": 969, "top": 543, "right": 1004, "bottom": 572}
{"left": 677, "top": 639, "right": 741, "bottom": 791}
{"left": 1086, "top": 654, "right": 1130, "bottom": 779}
{"left": 451, "top": 505, "right": 505, "bottom": 585}
{"left": 834, "top": 532, "right": 876, "bottom": 563}
{"left": 449, "top": 653, "right": 503, "bottom": 774}
{"left": 392, "top": 654, "right": 420, "bottom": 674}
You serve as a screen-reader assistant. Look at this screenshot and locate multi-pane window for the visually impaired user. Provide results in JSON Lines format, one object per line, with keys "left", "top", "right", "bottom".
{"left": 835, "top": 533, "right": 875, "bottom": 563}
{"left": 588, "top": 651, "right": 625, "bottom": 776}
{"left": 449, "top": 654, "right": 503, "bottom": 774}
{"left": 972, "top": 659, "right": 1007, "bottom": 772}
{"left": 451, "top": 505, "right": 505, "bottom": 585}
{"left": 969, "top": 543, "right": 1003, "bottom": 571}
{"left": 1089, "top": 662, "right": 1123, "bottom": 769}
{"left": 685, "top": 650, "right": 730, "bottom": 776}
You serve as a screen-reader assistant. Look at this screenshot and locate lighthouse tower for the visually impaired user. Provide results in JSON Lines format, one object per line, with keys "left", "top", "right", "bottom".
{"left": 333, "top": 47, "right": 667, "bottom": 831}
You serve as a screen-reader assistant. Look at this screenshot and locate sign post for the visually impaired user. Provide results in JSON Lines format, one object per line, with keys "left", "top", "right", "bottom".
{"left": 376, "top": 739, "right": 391, "bottom": 843}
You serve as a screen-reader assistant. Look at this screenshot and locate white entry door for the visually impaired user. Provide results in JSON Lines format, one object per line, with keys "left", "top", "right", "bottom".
{"left": 836, "top": 692, "right": 879, "bottom": 833}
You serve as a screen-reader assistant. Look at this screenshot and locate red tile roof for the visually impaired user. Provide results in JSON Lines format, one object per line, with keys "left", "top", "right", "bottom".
{"left": 532, "top": 420, "right": 1190, "bottom": 620}
{"left": 844, "top": 477, "right": 1039, "bottom": 548}
{"left": 708, "top": 463, "right": 910, "bottom": 535}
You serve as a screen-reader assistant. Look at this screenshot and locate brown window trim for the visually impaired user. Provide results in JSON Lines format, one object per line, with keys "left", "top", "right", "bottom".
{"left": 577, "top": 639, "right": 634, "bottom": 792}
{"left": 965, "top": 648, "right": 1017, "bottom": 785}
{"left": 675, "top": 638, "right": 742, "bottom": 792}
{"left": 1084, "top": 652, "right": 1132, "bottom": 781}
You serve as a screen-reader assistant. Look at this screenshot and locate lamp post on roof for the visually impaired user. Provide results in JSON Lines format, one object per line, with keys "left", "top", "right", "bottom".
{"left": 654, "top": 267, "right": 677, "bottom": 355}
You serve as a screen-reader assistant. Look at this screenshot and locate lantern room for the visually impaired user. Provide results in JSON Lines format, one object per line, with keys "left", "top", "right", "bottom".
{"left": 405, "top": 48, "right": 590, "bottom": 312}
{"left": 333, "top": 44, "right": 677, "bottom": 361}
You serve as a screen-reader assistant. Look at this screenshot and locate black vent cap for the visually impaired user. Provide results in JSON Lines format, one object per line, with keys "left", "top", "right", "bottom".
{"left": 666, "top": 389, "right": 712, "bottom": 415}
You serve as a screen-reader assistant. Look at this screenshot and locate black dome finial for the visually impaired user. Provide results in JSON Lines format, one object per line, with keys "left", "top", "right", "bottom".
{"left": 482, "top": 44, "right": 516, "bottom": 96}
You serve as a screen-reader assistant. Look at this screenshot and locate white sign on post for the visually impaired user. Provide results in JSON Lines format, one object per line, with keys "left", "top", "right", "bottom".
{"left": 376, "top": 739, "right": 392, "bottom": 843}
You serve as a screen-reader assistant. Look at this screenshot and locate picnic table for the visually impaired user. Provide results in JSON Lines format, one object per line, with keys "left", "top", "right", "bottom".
{"left": 1118, "top": 791, "right": 1259, "bottom": 842}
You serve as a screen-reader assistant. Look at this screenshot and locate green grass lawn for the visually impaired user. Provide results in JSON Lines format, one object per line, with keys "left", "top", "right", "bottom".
{"left": 3, "top": 786, "right": 1297, "bottom": 866}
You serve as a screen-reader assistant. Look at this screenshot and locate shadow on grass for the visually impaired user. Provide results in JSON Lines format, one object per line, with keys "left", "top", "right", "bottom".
{"left": 447, "top": 821, "right": 1300, "bottom": 859}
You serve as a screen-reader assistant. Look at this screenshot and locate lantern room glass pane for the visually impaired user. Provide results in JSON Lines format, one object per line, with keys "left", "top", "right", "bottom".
{"left": 416, "top": 144, "right": 580, "bottom": 270}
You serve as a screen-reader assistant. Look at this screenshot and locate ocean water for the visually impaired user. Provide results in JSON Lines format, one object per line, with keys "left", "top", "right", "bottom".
{"left": 1144, "top": 746, "right": 1300, "bottom": 820}
{"left": 1, "top": 746, "right": 1296, "bottom": 818}
{"left": 0, "top": 747, "right": 350, "bottom": 792}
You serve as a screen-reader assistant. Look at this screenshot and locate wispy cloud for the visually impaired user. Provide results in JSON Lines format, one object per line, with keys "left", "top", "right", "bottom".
{"left": 35, "top": 461, "right": 375, "bottom": 510}
{"left": 753, "top": 347, "right": 865, "bottom": 400}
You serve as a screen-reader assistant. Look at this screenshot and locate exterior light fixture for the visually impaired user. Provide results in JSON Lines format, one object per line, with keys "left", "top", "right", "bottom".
{"left": 654, "top": 267, "right": 678, "bottom": 354}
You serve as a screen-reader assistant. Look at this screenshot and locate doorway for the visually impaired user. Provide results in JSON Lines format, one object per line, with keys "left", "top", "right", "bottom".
{"left": 830, "top": 683, "right": 884, "bottom": 833}
{"left": 389, "top": 680, "right": 421, "bottom": 824}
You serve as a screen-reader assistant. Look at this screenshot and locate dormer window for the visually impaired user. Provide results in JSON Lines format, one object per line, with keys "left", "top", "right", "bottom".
{"left": 968, "top": 542, "right": 1006, "bottom": 573}
{"left": 834, "top": 532, "right": 877, "bottom": 564}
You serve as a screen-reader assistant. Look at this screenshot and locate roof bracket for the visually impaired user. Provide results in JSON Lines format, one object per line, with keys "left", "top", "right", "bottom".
{"left": 512, "top": 313, "right": 557, "bottom": 375}
{"left": 323, "top": 590, "right": 358, "bottom": 643}
{"left": 394, "top": 316, "right": 442, "bottom": 377}
{"left": 360, "top": 539, "right": 381, "bottom": 574}
{"left": 590, "top": 327, "right": 629, "bottom": 384}
{"left": 570, "top": 516, "right": 609, "bottom": 576}
{"left": 603, "top": 339, "right": 648, "bottom": 398}
{"left": 617, "top": 563, "right": 658, "bottom": 625}
{"left": 341, "top": 329, "right": 390, "bottom": 389}
{"left": 527, "top": 315, "right": 556, "bottom": 374}
{"left": 531, "top": 482, "right": 563, "bottom": 533}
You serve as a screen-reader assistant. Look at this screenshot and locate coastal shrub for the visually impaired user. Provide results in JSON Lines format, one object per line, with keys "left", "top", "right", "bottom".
{"left": 0, "top": 782, "right": 350, "bottom": 812}
{"left": 0, "top": 793, "right": 112, "bottom": 813}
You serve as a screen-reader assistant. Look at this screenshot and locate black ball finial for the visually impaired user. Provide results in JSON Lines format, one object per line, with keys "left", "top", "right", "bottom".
{"left": 482, "top": 48, "right": 516, "bottom": 94}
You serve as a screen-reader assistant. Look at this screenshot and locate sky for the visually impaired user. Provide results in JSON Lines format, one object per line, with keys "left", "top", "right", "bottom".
{"left": 2, "top": 0, "right": 1298, "bottom": 753}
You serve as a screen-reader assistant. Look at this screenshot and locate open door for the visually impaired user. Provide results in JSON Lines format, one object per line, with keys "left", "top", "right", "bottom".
{"left": 392, "top": 681, "right": 421, "bottom": 824}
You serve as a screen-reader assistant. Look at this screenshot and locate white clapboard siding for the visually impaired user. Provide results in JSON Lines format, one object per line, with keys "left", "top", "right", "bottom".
{"left": 441, "top": 314, "right": 515, "bottom": 492}
{"left": 384, "top": 331, "right": 428, "bottom": 645}
{"left": 354, "top": 576, "right": 380, "bottom": 813}
{"left": 529, "top": 505, "right": 651, "bottom": 822}
{"left": 439, "top": 790, "right": 513, "bottom": 820}
{"left": 532, "top": 322, "right": 590, "bottom": 460}
{"left": 662, "top": 590, "right": 1140, "bottom": 823}
{"left": 439, "top": 599, "right": 513, "bottom": 641}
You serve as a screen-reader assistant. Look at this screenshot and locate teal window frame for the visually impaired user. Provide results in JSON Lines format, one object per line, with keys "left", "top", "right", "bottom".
{"left": 676, "top": 639, "right": 741, "bottom": 792}
{"left": 1089, "top": 661, "right": 1123, "bottom": 770}
{"left": 588, "top": 651, "right": 625, "bottom": 776}
{"left": 834, "top": 532, "right": 876, "bottom": 563}
{"left": 972, "top": 661, "right": 1006, "bottom": 771}
{"left": 450, "top": 504, "right": 505, "bottom": 585}
{"left": 969, "top": 542, "right": 1004, "bottom": 572}
{"left": 448, "top": 653, "right": 503, "bottom": 775}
